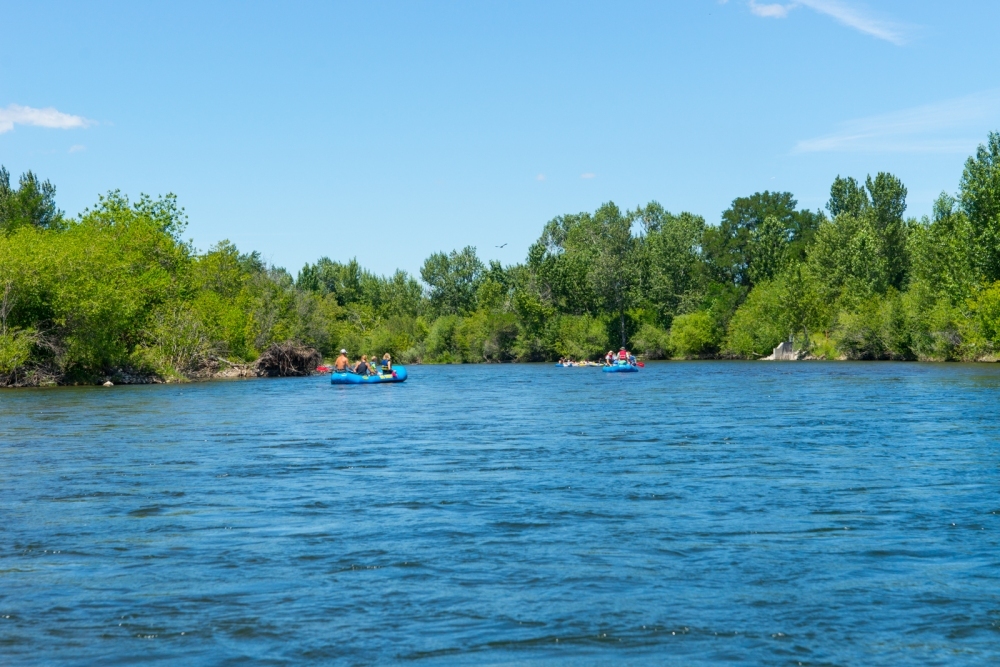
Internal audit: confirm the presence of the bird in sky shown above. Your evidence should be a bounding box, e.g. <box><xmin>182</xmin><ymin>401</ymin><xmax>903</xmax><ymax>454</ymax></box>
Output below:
<box><xmin>496</xmin><ymin>243</ymin><xmax>507</xmax><ymax>248</ymax></box>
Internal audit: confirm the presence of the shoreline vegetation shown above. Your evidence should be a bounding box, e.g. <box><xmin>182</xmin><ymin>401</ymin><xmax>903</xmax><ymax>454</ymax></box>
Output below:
<box><xmin>3</xmin><ymin>132</ymin><xmax>1000</xmax><ymax>386</ymax></box>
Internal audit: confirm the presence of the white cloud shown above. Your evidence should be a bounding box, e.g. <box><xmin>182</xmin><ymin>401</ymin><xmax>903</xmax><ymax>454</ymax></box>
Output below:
<box><xmin>68</xmin><ymin>144</ymin><xmax>86</xmax><ymax>153</ymax></box>
<box><xmin>794</xmin><ymin>90</ymin><xmax>1000</xmax><ymax>154</ymax></box>
<box><xmin>0</xmin><ymin>104</ymin><xmax>93</xmax><ymax>134</ymax></box>
<box><xmin>797</xmin><ymin>0</ymin><xmax>905</xmax><ymax>45</ymax></box>
<box><xmin>745</xmin><ymin>0</ymin><xmax>907</xmax><ymax>45</ymax></box>
<box><xmin>536</xmin><ymin>173</ymin><xmax>546</xmax><ymax>181</ymax></box>
<box><xmin>749</xmin><ymin>1</ymin><xmax>793</xmax><ymax>18</ymax></box>
<box><xmin>580</xmin><ymin>172</ymin><xmax>596</xmax><ymax>179</ymax></box>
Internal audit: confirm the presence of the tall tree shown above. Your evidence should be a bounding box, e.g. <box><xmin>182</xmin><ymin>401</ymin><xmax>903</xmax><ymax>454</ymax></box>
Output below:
<box><xmin>420</xmin><ymin>246</ymin><xmax>484</xmax><ymax>316</ymax></box>
<box><xmin>581</xmin><ymin>202</ymin><xmax>638</xmax><ymax>346</ymax></box>
<box><xmin>0</xmin><ymin>167</ymin><xmax>64</xmax><ymax>233</ymax></box>
<box><xmin>822</xmin><ymin>172</ymin><xmax>909</xmax><ymax>292</ymax></box>
<box><xmin>866</xmin><ymin>172</ymin><xmax>908</xmax><ymax>290</ymax></box>
<box><xmin>827</xmin><ymin>176</ymin><xmax>869</xmax><ymax>219</ymax></box>
<box><xmin>810</xmin><ymin>172</ymin><xmax>910</xmax><ymax>298</ymax></box>
<box><xmin>634</xmin><ymin>202</ymin><xmax>705</xmax><ymax>326</ymax></box>
<box><xmin>527</xmin><ymin>213</ymin><xmax>598</xmax><ymax>315</ymax></box>
<box><xmin>703</xmin><ymin>191</ymin><xmax>816</xmax><ymax>288</ymax></box>
<box><xmin>908</xmin><ymin>193</ymin><xmax>975</xmax><ymax>304</ymax></box>
<box><xmin>960</xmin><ymin>131</ymin><xmax>1000</xmax><ymax>281</ymax></box>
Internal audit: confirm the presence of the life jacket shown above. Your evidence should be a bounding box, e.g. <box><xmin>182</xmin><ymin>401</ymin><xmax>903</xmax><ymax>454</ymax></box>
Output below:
<box><xmin>618</xmin><ymin>350</ymin><xmax>628</xmax><ymax>360</ymax></box>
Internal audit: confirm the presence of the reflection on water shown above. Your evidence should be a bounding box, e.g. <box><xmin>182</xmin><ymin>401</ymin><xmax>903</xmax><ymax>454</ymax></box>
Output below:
<box><xmin>2</xmin><ymin>362</ymin><xmax>1000</xmax><ymax>665</ymax></box>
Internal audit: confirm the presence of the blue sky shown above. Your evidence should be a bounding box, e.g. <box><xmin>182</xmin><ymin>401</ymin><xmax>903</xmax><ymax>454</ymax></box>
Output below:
<box><xmin>2</xmin><ymin>1</ymin><xmax>999</xmax><ymax>277</ymax></box>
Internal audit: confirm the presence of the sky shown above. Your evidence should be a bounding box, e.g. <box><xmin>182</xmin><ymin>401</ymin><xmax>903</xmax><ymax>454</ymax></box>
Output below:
<box><xmin>2</xmin><ymin>0</ymin><xmax>999</xmax><ymax>277</ymax></box>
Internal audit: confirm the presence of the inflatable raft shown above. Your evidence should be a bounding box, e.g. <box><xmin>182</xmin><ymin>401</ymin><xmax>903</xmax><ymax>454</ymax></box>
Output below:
<box><xmin>602</xmin><ymin>363</ymin><xmax>638</xmax><ymax>373</ymax></box>
<box><xmin>330</xmin><ymin>366</ymin><xmax>408</xmax><ymax>384</ymax></box>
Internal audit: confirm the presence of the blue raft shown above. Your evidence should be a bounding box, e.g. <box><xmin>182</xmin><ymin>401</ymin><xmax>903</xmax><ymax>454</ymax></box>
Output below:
<box><xmin>330</xmin><ymin>365</ymin><xmax>408</xmax><ymax>384</ymax></box>
<box><xmin>602</xmin><ymin>363</ymin><xmax>638</xmax><ymax>373</ymax></box>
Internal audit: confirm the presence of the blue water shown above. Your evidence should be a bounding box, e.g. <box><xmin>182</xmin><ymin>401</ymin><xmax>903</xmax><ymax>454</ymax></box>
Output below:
<box><xmin>2</xmin><ymin>362</ymin><xmax>1000</xmax><ymax>665</ymax></box>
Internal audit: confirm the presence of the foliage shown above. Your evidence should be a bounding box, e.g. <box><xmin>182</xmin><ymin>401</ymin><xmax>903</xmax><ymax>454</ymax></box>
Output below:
<box><xmin>725</xmin><ymin>278</ymin><xmax>790</xmax><ymax>357</ymax></box>
<box><xmin>421</xmin><ymin>246</ymin><xmax>484</xmax><ymax>316</ymax></box>
<box><xmin>0</xmin><ymin>167</ymin><xmax>64</xmax><ymax>233</ymax></box>
<box><xmin>669</xmin><ymin>311</ymin><xmax>717</xmax><ymax>358</ymax></box>
<box><xmin>960</xmin><ymin>131</ymin><xmax>1000</xmax><ymax>282</ymax></box>
<box><xmin>7</xmin><ymin>134</ymin><xmax>1000</xmax><ymax>384</ymax></box>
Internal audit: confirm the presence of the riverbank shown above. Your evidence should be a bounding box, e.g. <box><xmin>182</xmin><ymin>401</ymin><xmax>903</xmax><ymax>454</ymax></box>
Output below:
<box><xmin>0</xmin><ymin>342</ymin><xmax>322</xmax><ymax>388</ymax></box>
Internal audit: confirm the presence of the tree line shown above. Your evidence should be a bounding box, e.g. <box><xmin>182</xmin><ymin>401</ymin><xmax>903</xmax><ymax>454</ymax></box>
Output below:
<box><xmin>2</xmin><ymin>132</ymin><xmax>1000</xmax><ymax>384</ymax></box>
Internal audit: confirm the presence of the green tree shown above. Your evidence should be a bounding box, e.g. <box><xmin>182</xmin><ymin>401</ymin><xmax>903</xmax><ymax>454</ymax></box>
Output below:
<box><xmin>0</xmin><ymin>167</ymin><xmax>65</xmax><ymax>233</ymax></box>
<box><xmin>811</xmin><ymin>172</ymin><xmax>910</xmax><ymax>299</ymax></box>
<box><xmin>703</xmin><ymin>191</ymin><xmax>818</xmax><ymax>288</ymax></box>
<box><xmin>421</xmin><ymin>246</ymin><xmax>485</xmax><ymax>316</ymax></box>
<box><xmin>527</xmin><ymin>213</ymin><xmax>599</xmax><ymax>315</ymax></box>
<box><xmin>960</xmin><ymin>131</ymin><xmax>1000</xmax><ymax>281</ymax></box>
<box><xmin>580</xmin><ymin>203</ymin><xmax>639</xmax><ymax>346</ymax></box>
<box><xmin>908</xmin><ymin>193</ymin><xmax>976</xmax><ymax>304</ymax></box>
<box><xmin>635</xmin><ymin>202</ymin><xmax>705</xmax><ymax>326</ymax></box>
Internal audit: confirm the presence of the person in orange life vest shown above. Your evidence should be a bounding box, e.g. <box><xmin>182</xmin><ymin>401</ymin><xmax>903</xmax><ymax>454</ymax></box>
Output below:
<box><xmin>617</xmin><ymin>347</ymin><xmax>629</xmax><ymax>362</ymax></box>
<box><xmin>605</xmin><ymin>350</ymin><xmax>614</xmax><ymax>365</ymax></box>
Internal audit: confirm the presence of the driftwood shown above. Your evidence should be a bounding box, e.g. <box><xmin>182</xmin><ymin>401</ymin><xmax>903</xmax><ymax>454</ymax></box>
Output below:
<box><xmin>254</xmin><ymin>343</ymin><xmax>322</xmax><ymax>377</ymax></box>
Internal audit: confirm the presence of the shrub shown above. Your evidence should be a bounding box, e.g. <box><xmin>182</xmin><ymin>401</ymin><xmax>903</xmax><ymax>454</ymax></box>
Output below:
<box><xmin>724</xmin><ymin>279</ymin><xmax>788</xmax><ymax>357</ymax></box>
<box><xmin>670</xmin><ymin>311</ymin><xmax>717</xmax><ymax>357</ymax></box>
<box><xmin>554</xmin><ymin>314</ymin><xmax>607</xmax><ymax>360</ymax></box>
<box><xmin>632</xmin><ymin>323</ymin><xmax>671</xmax><ymax>359</ymax></box>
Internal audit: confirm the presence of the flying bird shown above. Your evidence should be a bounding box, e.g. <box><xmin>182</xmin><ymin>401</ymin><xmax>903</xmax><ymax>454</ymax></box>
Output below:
<box><xmin>496</xmin><ymin>243</ymin><xmax>507</xmax><ymax>248</ymax></box>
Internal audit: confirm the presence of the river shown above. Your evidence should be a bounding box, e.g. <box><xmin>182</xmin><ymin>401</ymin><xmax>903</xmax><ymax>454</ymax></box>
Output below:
<box><xmin>2</xmin><ymin>362</ymin><xmax>999</xmax><ymax>665</ymax></box>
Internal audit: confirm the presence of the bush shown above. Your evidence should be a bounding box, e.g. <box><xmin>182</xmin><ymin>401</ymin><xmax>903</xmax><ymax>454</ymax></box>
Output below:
<box><xmin>833</xmin><ymin>292</ymin><xmax>913</xmax><ymax>360</ymax></box>
<box><xmin>902</xmin><ymin>281</ymin><xmax>965</xmax><ymax>361</ymax></box>
<box><xmin>632</xmin><ymin>323</ymin><xmax>671</xmax><ymax>359</ymax></box>
<box><xmin>0</xmin><ymin>329</ymin><xmax>33</xmax><ymax>377</ymax></box>
<box><xmin>424</xmin><ymin>314</ymin><xmax>465</xmax><ymax>362</ymax></box>
<box><xmin>724</xmin><ymin>279</ymin><xmax>788</xmax><ymax>357</ymax></box>
<box><xmin>670</xmin><ymin>311</ymin><xmax>717</xmax><ymax>357</ymax></box>
<box><xmin>554</xmin><ymin>314</ymin><xmax>607</xmax><ymax>360</ymax></box>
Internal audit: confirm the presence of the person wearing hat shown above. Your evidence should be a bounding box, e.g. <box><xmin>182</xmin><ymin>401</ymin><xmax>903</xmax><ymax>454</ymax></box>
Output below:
<box><xmin>334</xmin><ymin>349</ymin><xmax>350</xmax><ymax>372</ymax></box>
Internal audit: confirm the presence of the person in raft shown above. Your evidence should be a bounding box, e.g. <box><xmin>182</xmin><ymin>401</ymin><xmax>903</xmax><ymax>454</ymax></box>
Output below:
<box><xmin>354</xmin><ymin>354</ymin><xmax>372</xmax><ymax>376</ymax></box>
<box><xmin>617</xmin><ymin>347</ymin><xmax>631</xmax><ymax>364</ymax></box>
<box><xmin>381</xmin><ymin>353</ymin><xmax>392</xmax><ymax>374</ymax></box>
<box><xmin>334</xmin><ymin>349</ymin><xmax>350</xmax><ymax>372</ymax></box>
<box><xmin>605</xmin><ymin>350</ymin><xmax>614</xmax><ymax>366</ymax></box>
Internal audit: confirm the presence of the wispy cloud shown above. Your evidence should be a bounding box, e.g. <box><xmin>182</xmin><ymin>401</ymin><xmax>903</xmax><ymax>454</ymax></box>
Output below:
<box><xmin>797</xmin><ymin>0</ymin><xmax>905</xmax><ymax>45</ymax></box>
<box><xmin>794</xmin><ymin>90</ymin><xmax>1000</xmax><ymax>154</ymax></box>
<box><xmin>749</xmin><ymin>1</ymin><xmax>792</xmax><ymax>18</ymax></box>
<box><xmin>580</xmin><ymin>172</ymin><xmax>596</xmax><ymax>179</ymax></box>
<box><xmin>68</xmin><ymin>144</ymin><xmax>86</xmax><ymax>153</ymax></box>
<box><xmin>0</xmin><ymin>104</ymin><xmax>93</xmax><ymax>134</ymax></box>
<box><xmin>536</xmin><ymin>173</ymin><xmax>546</xmax><ymax>181</ymax></box>
<box><xmin>745</xmin><ymin>0</ymin><xmax>907</xmax><ymax>45</ymax></box>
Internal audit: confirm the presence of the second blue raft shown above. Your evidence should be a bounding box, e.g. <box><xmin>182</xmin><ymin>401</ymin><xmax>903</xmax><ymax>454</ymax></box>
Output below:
<box><xmin>331</xmin><ymin>365</ymin><xmax>408</xmax><ymax>384</ymax></box>
<box><xmin>602</xmin><ymin>363</ymin><xmax>638</xmax><ymax>373</ymax></box>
